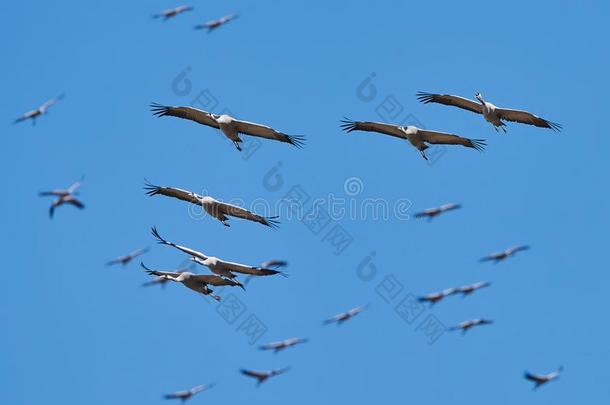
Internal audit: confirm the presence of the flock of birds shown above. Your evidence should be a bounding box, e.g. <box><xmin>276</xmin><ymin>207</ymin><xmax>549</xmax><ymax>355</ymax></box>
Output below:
<box><xmin>14</xmin><ymin>4</ymin><xmax>567</xmax><ymax>401</ymax></box>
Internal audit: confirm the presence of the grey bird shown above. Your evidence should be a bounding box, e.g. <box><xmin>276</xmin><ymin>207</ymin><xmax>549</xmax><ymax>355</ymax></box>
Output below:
<box><xmin>14</xmin><ymin>93</ymin><xmax>65</xmax><ymax>125</ymax></box>
<box><xmin>195</xmin><ymin>14</ymin><xmax>238</xmax><ymax>32</ymax></box>
<box><xmin>153</xmin><ymin>5</ymin><xmax>193</xmax><ymax>20</ymax></box>
<box><xmin>414</xmin><ymin>203</ymin><xmax>461</xmax><ymax>220</ymax></box>
<box><xmin>449</xmin><ymin>318</ymin><xmax>493</xmax><ymax>334</ymax></box>
<box><xmin>240</xmin><ymin>367</ymin><xmax>290</xmax><ymax>386</ymax></box>
<box><xmin>106</xmin><ymin>248</ymin><xmax>149</xmax><ymax>267</ymax></box>
<box><xmin>324</xmin><ymin>306</ymin><xmax>367</xmax><ymax>325</ymax></box>
<box><xmin>259</xmin><ymin>338</ymin><xmax>308</xmax><ymax>353</ymax></box>
<box><xmin>163</xmin><ymin>383</ymin><xmax>213</xmax><ymax>401</ymax></box>
<box><xmin>524</xmin><ymin>366</ymin><xmax>563</xmax><ymax>390</ymax></box>
<box><xmin>480</xmin><ymin>245</ymin><xmax>530</xmax><ymax>263</ymax></box>
<box><xmin>40</xmin><ymin>179</ymin><xmax>84</xmax><ymax>218</ymax></box>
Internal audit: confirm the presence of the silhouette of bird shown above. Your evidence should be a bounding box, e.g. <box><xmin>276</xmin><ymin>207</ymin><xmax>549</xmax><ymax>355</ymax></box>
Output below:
<box><xmin>39</xmin><ymin>179</ymin><xmax>84</xmax><ymax>218</ymax></box>
<box><xmin>153</xmin><ymin>5</ymin><xmax>193</xmax><ymax>20</ymax></box>
<box><xmin>240</xmin><ymin>367</ymin><xmax>290</xmax><ymax>386</ymax></box>
<box><xmin>414</xmin><ymin>203</ymin><xmax>461</xmax><ymax>220</ymax></box>
<box><xmin>524</xmin><ymin>366</ymin><xmax>563</xmax><ymax>390</ymax></box>
<box><xmin>14</xmin><ymin>93</ymin><xmax>65</xmax><ymax>125</ymax></box>
<box><xmin>324</xmin><ymin>306</ymin><xmax>366</xmax><ymax>325</ymax></box>
<box><xmin>449</xmin><ymin>318</ymin><xmax>493</xmax><ymax>334</ymax></box>
<box><xmin>163</xmin><ymin>383</ymin><xmax>213</xmax><ymax>401</ymax></box>
<box><xmin>195</xmin><ymin>14</ymin><xmax>238</xmax><ymax>32</ymax></box>
<box><xmin>106</xmin><ymin>248</ymin><xmax>149</xmax><ymax>267</ymax></box>
<box><xmin>259</xmin><ymin>338</ymin><xmax>308</xmax><ymax>353</ymax></box>
<box><xmin>480</xmin><ymin>245</ymin><xmax>530</xmax><ymax>263</ymax></box>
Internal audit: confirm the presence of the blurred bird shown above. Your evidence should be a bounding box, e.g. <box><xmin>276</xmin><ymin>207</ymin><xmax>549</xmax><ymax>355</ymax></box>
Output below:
<box><xmin>144</xmin><ymin>181</ymin><xmax>279</xmax><ymax>228</ymax></box>
<box><xmin>414</xmin><ymin>203</ymin><xmax>461</xmax><ymax>220</ymax></box>
<box><xmin>417</xmin><ymin>288</ymin><xmax>457</xmax><ymax>306</ymax></box>
<box><xmin>106</xmin><ymin>248</ymin><xmax>149</xmax><ymax>267</ymax></box>
<box><xmin>153</xmin><ymin>5</ymin><xmax>193</xmax><ymax>20</ymax></box>
<box><xmin>14</xmin><ymin>93</ymin><xmax>65</xmax><ymax>125</ymax></box>
<box><xmin>524</xmin><ymin>366</ymin><xmax>563</xmax><ymax>390</ymax></box>
<box><xmin>449</xmin><ymin>318</ymin><xmax>493</xmax><ymax>334</ymax></box>
<box><xmin>455</xmin><ymin>281</ymin><xmax>491</xmax><ymax>296</ymax></box>
<box><xmin>324</xmin><ymin>306</ymin><xmax>366</xmax><ymax>325</ymax></box>
<box><xmin>480</xmin><ymin>245</ymin><xmax>530</xmax><ymax>263</ymax></box>
<box><xmin>340</xmin><ymin>118</ymin><xmax>485</xmax><ymax>160</ymax></box>
<box><xmin>244</xmin><ymin>260</ymin><xmax>288</xmax><ymax>286</ymax></box>
<box><xmin>195</xmin><ymin>14</ymin><xmax>238</xmax><ymax>32</ymax></box>
<box><xmin>240</xmin><ymin>368</ymin><xmax>290</xmax><ymax>386</ymax></box>
<box><xmin>259</xmin><ymin>338</ymin><xmax>308</xmax><ymax>353</ymax></box>
<box><xmin>416</xmin><ymin>92</ymin><xmax>561</xmax><ymax>133</ymax></box>
<box><xmin>151</xmin><ymin>103</ymin><xmax>305</xmax><ymax>151</ymax></box>
<box><xmin>163</xmin><ymin>383</ymin><xmax>213</xmax><ymax>401</ymax></box>
<box><xmin>141</xmin><ymin>262</ymin><xmax>241</xmax><ymax>300</ymax></box>
<box><xmin>151</xmin><ymin>227</ymin><xmax>286</xmax><ymax>286</ymax></box>
<box><xmin>40</xmin><ymin>179</ymin><xmax>84</xmax><ymax>218</ymax></box>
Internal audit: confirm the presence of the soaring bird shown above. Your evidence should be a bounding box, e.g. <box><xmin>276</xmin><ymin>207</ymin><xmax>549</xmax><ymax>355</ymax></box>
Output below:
<box><xmin>416</xmin><ymin>92</ymin><xmax>561</xmax><ymax>133</ymax></box>
<box><xmin>324</xmin><ymin>306</ymin><xmax>366</xmax><ymax>325</ymax></box>
<box><xmin>150</xmin><ymin>103</ymin><xmax>305</xmax><ymax>151</ymax></box>
<box><xmin>195</xmin><ymin>14</ymin><xmax>238</xmax><ymax>32</ymax></box>
<box><xmin>524</xmin><ymin>366</ymin><xmax>563</xmax><ymax>390</ymax></box>
<box><xmin>240</xmin><ymin>368</ymin><xmax>290</xmax><ymax>386</ymax></box>
<box><xmin>340</xmin><ymin>119</ymin><xmax>485</xmax><ymax>160</ymax></box>
<box><xmin>259</xmin><ymin>338</ymin><xmax>308</xmax><ymax>353</ymax></box>
<box><xmin>417</xmin><ymin>288</ymin><xmax>457</xmax><ymax>306</ymax></box>
<box><xmin>480</xmin><ymin>245</ymin><xmax>530</xmax><ymax>263</ymax></box>
<box><xmin>153</xmin><ymin>5</ymin><xmax>193</xmax><ymax>20</ymax></box>
<box><xmin>414</xmin><ymin>203</ymin><xmax>461</xmax><ymax>220</ymax></box>
<box><xmin>144</xmin><ymin>181</ymin><xmax>279</xmax><ymax>228</ymax></box>
<box><xmin>455</xmin><ymin>281</ymin><xmax>491</xmax><ymax>297</ymax></box>
<box><xmin>40</xmin><ymin>180</ymin><xmax>84</xmax><ymax>218</ymax></box>
<box><xmin>14</xmin><ymin>93</ymin><xmax>65</xmax><ymax>125</ymax></box>
<box><xmin>106</xmin><ymin>248</ymin><xmax>149</xmax><ymax>267</ymax></box>
<box><xmin>163</xmin><ymin>383</ymin><xmax>213</xmax><ymax>401</ymax></box>
<box><xmin>151</xmin><ymin>227</ymin><xmax>286</xmax><ymax>286</ymax></box>
<box><xmin>449</xmin><ymin>318</ymin><xmax>493</xmax><ymax>334</ymax></box>
<box><xmin>141</xmin><ymin>262</ymin><xmax>241</xmax><ymax>300</ymax></box>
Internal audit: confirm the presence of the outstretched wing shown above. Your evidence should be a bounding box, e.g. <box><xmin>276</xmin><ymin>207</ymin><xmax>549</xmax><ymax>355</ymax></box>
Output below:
<box><xmin>416</xmin><ymin>92</ymin><xmax>482</xmax><ymax>114</ymax></box>
<box><xmin>507</xmin><ymin>245</ymin><xmax>530</xmax><ymax>255</ymax></box>
<box><xmin>218</xmin><ymin>259</ymin><xmax>285</xmax><ymax>276</ymax></box>
<box><xmin>241</xmin><ymin>369</ymin><xmax>266</xmax><ymax>378</ymax></box>
<box><xmin>340</xmin><ymin>118</ymin><xmax>405</xmax><ymax>139</ymax></box>
<box><xmin>144</xmin><ymin>181</ymin><xmax>203</xmax><ymax>206</ymax></box>
<box><xmin>150</xmin><ymin>103</ymin><xmax>219</xmax><ymax>128</ymax></box>
<box><xmin>418</xmin><ymin>129</ymin><xmax>486</xmax><ymax>151</ymax></box>
<box><xmin>496</xmin><ymin>107</ymin><xmax>561</xmax><ymax>131</ymax></box>
<box><xmin>150</xmin><ymin>226</ymin><xmax>209</xmax><ymax>260</ymax></box>
<box><xmin>216</xmin><ymin>201</ymin><xmax>279</xmax><ymax>228</ymax></box>
<box><xmin>140</xmin><ymin>262</ymin><xmax>183</xmax><ymax>279</ymax></box>
<box><xmin>232</xmin><ymin>119</ymin><xmax>305</xmax><ymax>148</ymax></box>
<box><xmin>64</xmin><ymin>197</ymin><xmax>85</xmax><ymax>209</ymax></box>
<box><xmin>191</xmin><ymin>274</ymin><xmax>240</xmax><ymax>286</ymax></box>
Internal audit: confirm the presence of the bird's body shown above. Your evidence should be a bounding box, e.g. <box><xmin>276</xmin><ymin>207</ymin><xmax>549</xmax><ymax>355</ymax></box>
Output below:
<box><xmin>150</xmin><ymin>104</ymin><xmax>305</xmax><ymax>151</ymax></box>
<box><xmin>324</xmin><ymin>306</ymin><xmax>366</xmax><ymax>325</ymax></box>
<box><xmin>240</xmin><ymin>367</ymin><xmax>290</xmax><ymax>386</ymax></box>
<box><xmin>14</xmin><ymin>94</ymin><xmax>64</xmax><ymax>125</ymax></box>
<box><xmin>415</xmin><ymin>203</ymin><xmax>461</xmax><ymax>220</ymax></box>
<box><xmin>340</xmin><ymin>119</ymin><xmax>484</xmax><ymax>160</ymax></box>
<box><xmin>524</xmin><ymin>366</ymin><xmax>563</xmax><ymax>389</ymax></box>
<box><xmin>449</xmin><ymin>318</ymin><xmax>493</xmax><ymax>334</ymax></box>
<box><xmin>107</xmin><ymin>248</ymin><xmax>149</xmax><ymax>267</ymax></box>
<box><xmin>481</xmin><ymin>245</ymin><xmax>530</xmax><ymax>263</ymax></box>
<box><xmin>195</xmin><ymin>14</ymin><xmax>238</xmax><ymax>32</ymax></box>
<box><xmin>40</xmin><ymin>180</ymin><xmax>84</xmax><ymax>218</ymax></box>
<box><xmin>260</xmin><ymin>337</ymin><xmax>308</xmax><ymax>353</ymax></box>
<box><xmin>153</xmin><ymin>5</ymin><xmax>193</xmax><ymax>20</ymax></box>
<box><xmin>144</xmin><ymin>182</ymin><xmax>279</xmax><ymax>228</ymax></box>
<box><xmin>455</xmin><ymin>281</ymin><xmax>491</xmax><ymax>296</ymax></box>
<box><xmin>163</xmin><ymin>383</ymin><xmax>213</xmax><ymax>401</ymax></box>
<box><xmin>417</xmin><ymin>92</ymin><xmax>561</xmax><ymax>133</ymax></box>
<box><xmin>418</xmin><ymin>288</ymin><xmax>457</xmax><ymax>305</ymax></box>
<box><xmin>141</xmin><ymin>262</ymin><xmax>240</xmax><ymax>300</ymax></box>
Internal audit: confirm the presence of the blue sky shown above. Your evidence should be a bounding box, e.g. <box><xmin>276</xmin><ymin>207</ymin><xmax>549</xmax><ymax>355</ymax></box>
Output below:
<box><xmin>1</xmin><ymin>0</ymin><xmax>609</xmax><ymax>403</ymax></box>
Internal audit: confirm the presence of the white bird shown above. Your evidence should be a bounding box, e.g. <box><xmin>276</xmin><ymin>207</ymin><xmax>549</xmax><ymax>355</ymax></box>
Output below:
<box><xmin>259</xmin><ymin>338</ymin><xmax>308</xmax><ymax>353</ymax></box>
<box><xmin>414</xmin><ymin>203</ymin><xmax>461</xmax><ymax>220</ymax></box>
<box><xmin>39</xmin><ymin>180</ymin><xmax>84</xmax><ymax>218</ymax></box>
<box><xmin>14</xmin><ymin>93</ymin><xmax>65</xmax><ymax>125</ymax></box>
<box><xmin>163</xmin><ymin>383</ymin><xmax>213</xmax><ymax>401</ymax></box>
<box><xmin>480</xmin><ymin>245</ymin><xmax>530</xmax><ymax>263</ymax></box>
<box><xmin>340</xmin><ymin>118</ymin><xmax>485</xmax><ymax>160</ymax></box>
<box><xmin>144</xmin><ymin>181</ymin><xmax>279</xmax><ymax>228</ymax></box>
<box><xmin>240</xmin><ymin>367</ymin><xmax>290</xmax><ymax>386</ymax></box>
<box><xmin>151</xmin><ymin>103</ymin><xmax>305</xmax><ymax>151</ymax></box>
<box><xmin>524</xmin><ymin>366</ymin><xmax>563</xmax><ymax>390</ymax></box>
<box><xmin>153</xmin><ymin>5</ymin><xmax>193</xmax><ymax>20</ymax></box>
<box><xmin>324</xmin><ymin>305</ymin><xmax>366</xmax><ymax>325</ymax></box>
<box><xmin>106</xmin><ymin>248</ymin><xmax>149</xmax><ymax>267</ymax></box>
<box><xmin>417</xmin><ymin>92</ymin><xmax>561</xmax><ymax>133</ymax></box>
<box><xmin>449</xmin><ymin>318</ymin><xmax>493</xmax><ymax>334</ymax></box>
<box><xmin>151</xmin><ymin>227</ymin><xmax>286</xmax><ymax>286</ymax></box>
<box><xmin>195</xmin><ymin>14</ymin><xmax>238</xmax><ymax>32</ymax></box>
<box><xmin>141</xmin><ymin>262</ymin><xmax>241</xmax><ymax>300</ymax></box>
<box><xmin>417</xmin><ymin>288</ymin><xmax>457</xmax><ymax>305</ymax></box>
<box><xmin>455</xmin><ymin>281</ymin><xmax>491</xmax><ymax>297</ymax></box>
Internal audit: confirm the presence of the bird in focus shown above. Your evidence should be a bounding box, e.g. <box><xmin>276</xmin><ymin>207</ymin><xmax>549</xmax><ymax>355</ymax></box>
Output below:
<box><xmin>240</xmin><ymin>367</ymin><xmax>290</xmax><ymax>386</ymax></box>
<box><xmin>449</xmin><ymin>318</ymin><xmax>493</xmax><ymax>334</ymax></box>
<box><xmin>480</xmin><ymin>245</ymin><xmax>530</xmax><ymax>263</ymax></box>
<box><xmin>163</xmin><ymin>383</ymin><xmax>213</xmax><ymax>401</ymax></box>
<box><xmin>416</xmin><ymin>92</ymin><xmax>561</xmax><ymax>133</ymax></box>
<box><xmin>150</xmin><ymin>103</ymin><xmax>305</xmax><ymax>151</ymax></box>
<box><xmin>524</xmin><ymin>366</ymin><xmax>563</xmax><ymax>390</ymax></box>
<box><xmin>414</xmin><ymin>203</ymin><xmax>461</xmax><ymax>220</ymax></box>
<box><xmin>39</xmin><ymin>179</ymin><xmax>84</xmax><ymax>218</ymax></box>
<box><xmin>259</xmin><ymin>337</ymin><xmax>308</xmax><ymax>353</ymax></box>
<box><xmin>324</xmin><ymin>306</ymin><xmax>367</xmax><ymax>325</ymax></box>
<box><xmin>340</xmin><ymin>118</ymin><xmax>485</xmax><ymax>160</ymax></box>
<box><xmin>14</xmin><ymin>93</ymin><xmax>65</xmax><ymax>125</ymax></box>
<box><xmin>144</xmin><ymin>181</ymin><xmax>279</xmax><ymax>228</ymax></box>
<box><xmin>106</xmin><ymin>248</ymin><xmax>149</xmax><ymax>267</ymax></box>
<box><xmin>153</xmin><ymin>5</ymin><xmax>193</xmax><ymax>20</ymax></box>
<box><xmin>195</xmin><ymin>14</ymin><xmax>238</xmax><ymax>32</ymax></box>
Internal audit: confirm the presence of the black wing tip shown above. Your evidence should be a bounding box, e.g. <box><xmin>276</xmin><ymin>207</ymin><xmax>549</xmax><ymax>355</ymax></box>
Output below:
<box><xmin>547</xmin><ymin>121</ymin><xmax>562</xmax><ymax>132</ymax></box>
<box><xmin>415</xmin><ymin>92</ymin><xmax>435</xmax><ymax>104</ymax></box>
<box><xmin>264</xmin><ymin>216</ymin><xmax>280</xmax><ymax>228</ymax></box>
<box><xmin>150</xmin><ymin>226</ymin><xmax>166</xmax><ymax>244</ymax></box>
<box><xmin>150</xmin><ymin>102</ymin><xmax>171</xmax><ymax>117</ymax></box>
<box><xmin>470</xmin><ymin>139</ymin><xmax>486</xmax><ymax>152</ymax></box>
<box><xmin>286</xmin><ymin>134</ymin><xmax>305</xmax><ymax>148</ymax></box>
<box><xmin>143</xmin><ymin>179</ymin><xmax>160</xmax><ymax>196</ymax></box>
<box><xmin>340</xmin><ymin>117</ymin><xmax>358</xmax><ymax>133</ymax></box>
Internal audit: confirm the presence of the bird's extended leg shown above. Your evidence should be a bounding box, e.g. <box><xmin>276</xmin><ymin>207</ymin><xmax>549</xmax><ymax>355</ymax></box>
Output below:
<box><xmin>233</xmin><ymin>140</ymin><xmax>242</xmax><ymax>151</ymax></box>
<box><xmin>420</xmin><ymin>150</ymin><xmax>428</xmax><ymax>160</ymax></box>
